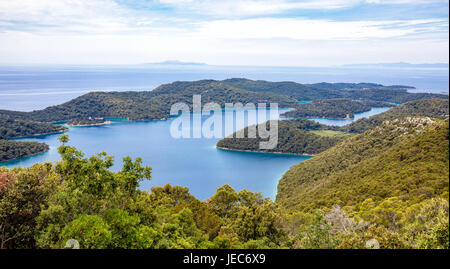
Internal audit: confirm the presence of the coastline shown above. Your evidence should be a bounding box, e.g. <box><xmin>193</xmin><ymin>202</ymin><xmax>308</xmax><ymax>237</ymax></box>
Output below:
<box><xmin>7</xmin><ymin>129</ymin><xmax>67</xmax><ymax>140</ymax></box>
<box><xmin>216</xmin><ymin>146</ymin><xmax>314</xmax><ymax>157</ymax></box>
<box><xmin>66</xmin><ymin>120</ymin><xmax>112</xmax><ymax>127</ymax></box>
<box><xmin>0</xmin><ymin>148</ymin><xmax>50</xmax><ymax>164</ymax></box>
<box><xmin>280</xmin><ymin>114</ymin><xmax>353</xmax><ymax>120</ymax></box>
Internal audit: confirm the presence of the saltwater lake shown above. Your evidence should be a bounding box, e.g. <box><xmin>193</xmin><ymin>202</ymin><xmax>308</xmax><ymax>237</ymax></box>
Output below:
<box><xmin>0</xmin><ymin>64</ymin><xmax>446</xmax><ymax>200</ymax></box>
<box><xmin>1</xmin><ymin>107</ymin><xmax>390</xmax><ymax>200</ymax></box>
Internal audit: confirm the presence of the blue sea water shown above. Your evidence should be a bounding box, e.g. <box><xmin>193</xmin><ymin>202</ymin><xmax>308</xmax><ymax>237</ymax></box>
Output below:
<box><xmin>307</xmin><ymin>107</ymin><xmax>391</xmax><ymax>126</ymax></box>
<box><xmin>2</xmin><ymin>108</ymin><xmax>310</xmax><ymax>200</ymax></box>
<box><xmin>0</xmin><ymin>64</ymin><xmax>447</xmax><ymax>200</ymax></box>
<box><xmin>0</xmin><ymin>107</ymin><xmax>390</xmax><ymax>200</ymax></box>
<box><xmin>0</xmin><ymin>64</ymin><xmax>448</xmax><ymax>111</ymax></box>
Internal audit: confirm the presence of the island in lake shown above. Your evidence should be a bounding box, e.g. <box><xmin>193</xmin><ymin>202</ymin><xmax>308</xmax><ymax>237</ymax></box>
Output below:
<box><xmin>66</xmin><ymin>117</ymin><xmax>112</xmax><ymax>127</ymax></box>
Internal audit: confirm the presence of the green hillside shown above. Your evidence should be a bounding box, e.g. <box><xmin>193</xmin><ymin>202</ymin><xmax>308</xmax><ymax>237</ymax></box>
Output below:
<box><xmin>0</xmin><ymin>79</ymin><xmax>447</xmax><ymax>123</ymax></box>
<box><xmin>341</xmin><ymin>98</ymin><xmax>449</xmax><ymax>133</ymax></box>
<box><xmin>217</xmin><ymin>119</ymin><xmax>348</xmax><ymax>155</ymax></box>
<box><xmin>277</xmin><ymin>117</ymin><xmax>449</xmax><ymax>214</ymax></box>
<box><xmin>225</xmin><ymin>79</ymin><xmax>446</xmax><ymax>103</ymax></box>
<box><xmin>0</xmin><ymin>115</ymin><xmax>67</xmax><ymax>140</ymax></box>
<box><xmin>0</xmin><ymin>140</ymin><xmax>49</xmax><ymax>163</ymax></box>
<box><xmin>0</xmin><ymin>80</ymin><xmax>298</xmax><ymax>122</ymax></box>
<box><xmin>281</xmin><ymin>98</ymin><xmax>393</xmax><ymax>119</ymax></box>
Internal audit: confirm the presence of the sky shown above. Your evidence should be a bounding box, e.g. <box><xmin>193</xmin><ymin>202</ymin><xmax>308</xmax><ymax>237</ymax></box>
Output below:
<box><xmin>0</xmin><ymin>0</ymin><xmax>448</xmax><ymax>66</ymax></box>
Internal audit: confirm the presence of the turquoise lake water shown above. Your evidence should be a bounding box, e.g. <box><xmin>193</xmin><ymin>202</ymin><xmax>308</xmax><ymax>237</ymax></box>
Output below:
<box><xmin>1</xmin><ymin>64</ymin><xmax>435</xmax><ymax>199</ymax></box>
<box><xmin>1</xmin><ymin>107</ymin><xmax>390</xmax><ymax>200</ymax></box>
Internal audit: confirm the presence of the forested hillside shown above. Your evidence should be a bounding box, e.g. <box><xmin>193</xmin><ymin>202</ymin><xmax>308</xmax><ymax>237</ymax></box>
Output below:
<box><xmin>217</xmin><ymin>119</ymin><xmax>348</xmax><ymax>155</ymax></box>
<box><xmin>217</xmin><ymin>99</ymin><xmax>449</xmax><ymax>155</ymax></box>
<box><xmin>276</xmin><ymin>117</ymin><xmax>449</xmax><ymax>247</ymax></box>
<box><xmin>225</xmin><ymin>78</ymin><xmax>445</xmax><ymax>103</ymax></box>
<box><xmin>0</xmin><ymin>140</ymin><xmax>49</xmax><ymax>163</ymax></box>
<box><xmin>341</xmin><ymin>99</ymin><xmax>449</xmax><ymax>133</ymax></box>
<box><xmin>0</xmin><ymin>79</ymin><xmax>447</xmax><ymax>123</ymax></box>
<box><xmin>0</xmin><ymin>115</ymin><xmax>66</xmax><ymax>140</ymax></box>
<box><xmin>281</xmin><ymin>98</ymin><xmax>393</xmax><ymax>119</ymax></box>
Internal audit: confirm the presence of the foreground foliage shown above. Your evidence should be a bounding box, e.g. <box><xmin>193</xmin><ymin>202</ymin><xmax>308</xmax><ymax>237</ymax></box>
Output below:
<box><xmin>1</xmin><ymin>124</ymin><xmax>448</xmax><ymax>249</ymax></box>
<box><xmin>277</xmin><ymin>117</ymin><xmax>449</xmax><ymax>248</ymax></box>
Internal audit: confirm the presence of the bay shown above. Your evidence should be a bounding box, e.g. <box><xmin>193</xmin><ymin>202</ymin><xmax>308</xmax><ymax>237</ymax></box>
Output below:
<box><xmin>2</xmin><ymin>108</ymin><xmax>310</xmax><ymax>200</ymax></box>
<box><xmin>1</xmin><ymin>106</ymin><xmax>392</xmax><ymax>200</ymax></box>
<box><xmin>1</xmin><ymin>63</ymin><xmax>443</xmax><ymax>199</ymax></box>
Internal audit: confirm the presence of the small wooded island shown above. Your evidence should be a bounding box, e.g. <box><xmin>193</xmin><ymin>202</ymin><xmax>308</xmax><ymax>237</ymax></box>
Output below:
<box><xmin>0</xmin><ymin>140</ymin><xmax>49</xmax><ymax>163</ymax></box>
<box><xmin>281</xmin><ymin>98</ymin><xmax>395</xmax><ymax>119</ymax></box>
<box><xmin>66</xmin><ymin>117</ymin><xmax>111</xmax><ymax>127</ymax></box>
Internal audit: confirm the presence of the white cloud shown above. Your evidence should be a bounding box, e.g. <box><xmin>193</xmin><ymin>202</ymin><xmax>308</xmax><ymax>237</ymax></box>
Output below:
<box><xmin>193</xmin><ymin>18</ymin><xmax>447</xmax><ymax>41</ymax></box>
<box><xmin>0</xmin><ymin>0</ymin><xmax>447</xmax><ymax>65</ymax></box>
<box><xmin>157</xmin><ymin>0</ymin><xmax>448</xmax><ymax>17</ymax></box>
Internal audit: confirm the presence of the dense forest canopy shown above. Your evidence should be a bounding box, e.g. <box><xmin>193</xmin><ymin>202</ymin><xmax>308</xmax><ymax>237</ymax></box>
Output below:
<box><xmin>339</xmin><ymin>98</ymin><xmax>449</xmax><ymax>133</ymax></box>
<box><xmin>0</xmin><ymin>115</ymin><xmax>66</xmax><ymax>140</ymax></box>
<box><xmin>0</xmin><ymin>79</ymin><xmax>448</xmax><ymax>249</ymax></box>
<box><xmin>217</xmin><ymin>119</ymin><xmax>348</xmax><ymax>155</ymax></box>
<box><xmin>276</xmin><ymin>117</ymin><xmax>448</xmax><ymax>248</ymax></box>
<box><xmin>281</xmin><ymin>98</ymin><xmax>394</xmax><ymax>119</ymax></box>
<box><xmin>66</xmin><ymin>117</ymin><xmax>107</xmax><ymax>126</ymax></box>
<box><xmin>0</xmin><ymin>79</ymin><xmax>446</xmax><ymax>123</ymax></box>
<box><xmin>0</xmin><ymin>115</ymin><xmax>65</xmax><ymax>162</ymax></box>
<box><xmin>0</xmin><ymin>140</ymin><xmax>49</xmax><ymax>163</ymax></box>
<box><xmin>1</xmin><ymin>128</ymin><xmax>448</xmax><ymax>249</ymax></box>
<box><xmin>217</xmin><ymin>99</ymin><xmax>448</xmax><ymax>155</ymax></box>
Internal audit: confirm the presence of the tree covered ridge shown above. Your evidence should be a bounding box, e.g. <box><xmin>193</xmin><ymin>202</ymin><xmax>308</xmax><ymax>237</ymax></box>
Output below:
<box><xmin>281</xmin><ymin>98</ymin><xmax>394</xmax><ymax>119</ymax></box>
<box><xmin>275</xmin><ymin>117</ymin><xmax>448</xmax><ymax>248</ymax></box>
<box><xmin>0</xmin><ymin>79</ymin><xmax>446</xmax><ymax>123</ymax></box>
<box><xmin>340</xmin><ymin>98</ymin><xmax>449</xmax><ymax>133</ymax></box>
<box><xmin>0</xmin><ymin>115</ymin><xmax>67</xmax><ymax>140</ymax></box>
<box><xmin>0</xmin><ymin>140</ymin><xmax>49</xmax><ymax>163</ymax></box>
<box><xmin>216</xmin><ymin>99</ymin><xmax>448</xmax><ymax>156</ymax></box>
<box><xmin>217</xmin><ymin>119</ymin><xmax>348</xmax><ymax>155</ymax></box>
<box><xmin>1</xmin><ymin>129</ymin><xmax>448</xmax><ymax>249</ymax></box>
